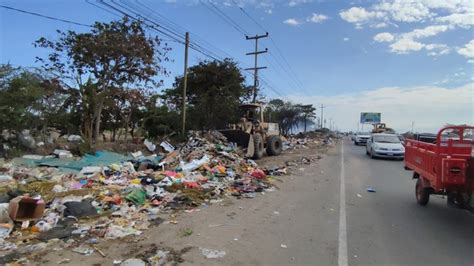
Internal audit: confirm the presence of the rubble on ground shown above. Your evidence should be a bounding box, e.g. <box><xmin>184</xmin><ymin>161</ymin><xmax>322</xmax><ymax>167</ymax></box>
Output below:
<box><xmin>0</xmin><ymin>130</ymin><xmax>332</xmax><ymax>263</ymax></box>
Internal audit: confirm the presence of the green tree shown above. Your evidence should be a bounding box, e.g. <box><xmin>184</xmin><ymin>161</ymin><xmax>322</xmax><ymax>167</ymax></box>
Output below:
<box><xmin>164</xmin><ymin>59</ymin><xmax>250</xmax><ymax>130</ymax></box>
<box><xmin>0</xmin><ymin>65</ymin><xmax>79</xmax><ymax>142</ymax></box>
<box><xmin>35</xmin><ymin>17</ymin><xmax>170</xmax><ymax>144</ymax></box>
<box><xmin>142</xmin><ymin>95</ymin><xmax>180</xmax><ymax>138</ymax></box>
<box><xmin>298</xmin><ymin>104</ymin><xmax>317</xmax><ymax>132</ymax></box>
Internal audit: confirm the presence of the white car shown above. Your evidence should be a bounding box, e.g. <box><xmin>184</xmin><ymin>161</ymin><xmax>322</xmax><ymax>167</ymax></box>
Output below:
<box><xmin>354</xmin><ymin>132</ymin><xmax>371</xmax><ymax>145</ymax></box>
<box><xmin>366</xmin><ymin>133</ymin><xmax>405</xmax><ymax>160</ymax></box>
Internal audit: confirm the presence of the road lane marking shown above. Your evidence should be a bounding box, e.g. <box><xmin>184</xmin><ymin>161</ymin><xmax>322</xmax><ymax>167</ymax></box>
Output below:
<box><xmin>338</xmin><ymin>141</ymin><xmax>348</xmax><ymax>266</ymax></box>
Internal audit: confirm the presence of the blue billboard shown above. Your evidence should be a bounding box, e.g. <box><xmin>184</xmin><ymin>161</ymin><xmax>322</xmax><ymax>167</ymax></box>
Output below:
<box><xmin>360</xmin><ymin>112</ymin><xmax>381</xmax><ymax>124</ymax></box>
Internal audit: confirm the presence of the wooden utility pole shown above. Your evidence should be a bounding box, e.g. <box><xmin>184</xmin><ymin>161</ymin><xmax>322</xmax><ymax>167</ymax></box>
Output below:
<box><xmin>181</xmin><ymin>32</ymin><xmax>189</xmax><ymax>136</ymax></box>
<box><xmin>245</xmin><ymin>32</ymin><xmax>268</xmax><ymax>102</ymax></box>
<box><xmin>320</xmin><ymin>104</ymin><xmax>326</xmax><ymax>129</ymax></box>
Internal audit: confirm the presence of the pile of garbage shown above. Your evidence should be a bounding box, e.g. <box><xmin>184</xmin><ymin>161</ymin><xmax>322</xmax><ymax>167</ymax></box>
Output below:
<box><xmin>0</xmin><ymin>130</ymin><xmax>282</xmax><ymax>258</ymax></box>
<box><xmin>283</xmin><ymin>134</ymin><xmax>334</xmax><ymax>151</ymax></box>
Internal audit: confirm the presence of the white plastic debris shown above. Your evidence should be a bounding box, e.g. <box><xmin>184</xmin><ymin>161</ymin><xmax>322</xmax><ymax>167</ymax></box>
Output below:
<box><xmin>200</xmin><ymin>248</ymin><xmax>226</xmax><ymax>259</ymax></box>
<box><xmin>160</xmin><ymin>141</ymin><xmax>175</xmax><ymax>153</ymax></box>
<box><xmin>0</xmin><ymin>203</ymin><xmax>13</xmax><ymax>238</ymax></box>
<box><xmin>53</xmin><ymin>149</ymin><xmax>73</xmax><ymax>159</ymax></box>
<box><xmin>131</xmin><ymin>151</ymin><xmax>144</xmax><ymax>159</ymax></box>
<box><xmin>0</xmin><ymin>175</ymin><xmax>13</xmax><ymax>182</ymax></box>
<box><xmin>180</xmin><ymin>155</ymin><xmax>210</xmax><ymax>174</ymax></box>
<box><xmin>144</xmin><ymin>139</ymin><xmax>156</xmax><ymax>152</ymax></box>
<box><xmin>67</xmin><ymin>135</ymin><xmax>83</xmax><ymax>142</ymax></box>
<box><xmin>22</xmin><ymin>154</ymin><xmax>44</xmax><ymax>160</ymax></box>
<box><xmin>280</xmin><ymin>244</ymin><xmax>288</xmax><ymax>248</ymax></box>
<box><xmin>121</xmin><ymin>258</ymin><xmax>146</xmax><ymax>266</ymax></box>
<box><xmin>79</xmin><ymin>166</ymin><xmax>102</xmax><ymax>177</ymax></box>
<box><xmin>72</xmin><ymin>245</ymin><xmax>94</xmax><ymax>255</ymax></box>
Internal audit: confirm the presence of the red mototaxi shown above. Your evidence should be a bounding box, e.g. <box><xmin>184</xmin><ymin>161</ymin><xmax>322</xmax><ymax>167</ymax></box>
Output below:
<box><xmin>404</xmin><ymin>126</ymin><xmax>474</xmax><ymax>207</ymax></box>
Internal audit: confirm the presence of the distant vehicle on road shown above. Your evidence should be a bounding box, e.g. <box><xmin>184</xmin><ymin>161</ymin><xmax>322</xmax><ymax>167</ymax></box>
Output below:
<box><xmin>404</xmin><ymin>126</ymin><xmax>474</xmax><ymax>208</ymax></box>
<box><xmin>366</xmin><ymin>133</ymin><xmax>405</xmax><ymax>159</ymax></box>
<box><xmin>353</xmin><ymin>132</ymin><xmax>371</xmax><ymax>145</ymax></box>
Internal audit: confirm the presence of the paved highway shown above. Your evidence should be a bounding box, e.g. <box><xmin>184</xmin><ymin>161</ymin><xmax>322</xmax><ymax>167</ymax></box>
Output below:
<box><xmin>343</xmin><ymin>138</ymin><xmax>474</xmax><ymax>265</ymax></box>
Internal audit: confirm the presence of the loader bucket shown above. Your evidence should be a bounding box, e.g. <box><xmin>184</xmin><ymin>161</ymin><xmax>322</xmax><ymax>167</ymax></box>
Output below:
<box><xmin>219</xmin><ymin>129</ymin><xmax>254</xmax><ymax>158</ymax></box>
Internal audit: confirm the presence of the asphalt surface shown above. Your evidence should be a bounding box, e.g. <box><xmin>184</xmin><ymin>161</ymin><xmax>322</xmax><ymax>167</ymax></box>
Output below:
<box><xmin>343</xmin><ymin>138</ymin><xmax>474</xmax><ymax>266</ymax></box>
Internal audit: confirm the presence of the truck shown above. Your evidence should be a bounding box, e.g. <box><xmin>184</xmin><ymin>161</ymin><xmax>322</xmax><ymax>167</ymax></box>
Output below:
<box><xmin>219</xmin><ymin>103</ymin><xmax>283</xmax><ymax>159</ymax></box>
<box><xmin>404</xmin><ymin>126</ymin><xmax>474</xmax><ymax>209</ymax></box>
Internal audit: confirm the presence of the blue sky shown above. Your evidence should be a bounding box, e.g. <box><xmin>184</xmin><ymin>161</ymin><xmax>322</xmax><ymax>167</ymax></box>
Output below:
<box><xmin>0</xmin><ymin>0</ymin><xmax>473</xmax><ymax>132</ymax></box>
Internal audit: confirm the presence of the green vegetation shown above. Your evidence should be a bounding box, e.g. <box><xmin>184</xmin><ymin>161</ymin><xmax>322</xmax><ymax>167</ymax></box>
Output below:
<box><xmin>0</xmin><ymin>17</ymin><xmax>317</xmax><ymax>154</ymax></box>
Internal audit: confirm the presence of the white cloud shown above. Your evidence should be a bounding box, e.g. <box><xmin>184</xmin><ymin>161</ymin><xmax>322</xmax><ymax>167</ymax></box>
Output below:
<box><xmin>287</xmin><ymin>83</ymin><xmax>474</xmax><ymax>133</ymax></box>
<box><xmin>402</xmin><ymin>25</ymin><xmax>449</xmax><ymax>39</ymax></box>
<box><xmin>374</xmin><ymin>25</ymin><xmax>452</xmax><ymax>55</ymax></box>
<box><xmin>283</xmin><ymin>18</ymin><xmax>301</xmax><ymax>26</ymax></box>
<box><xmin>373</xmin><ymin>32</ymin><xmax>395</xmax><ymax>42</ymax></box>
<box><xmin>307</xmin><ymin>13</ymin><xmax>329</xmax><ymax>23</ymax></box>
<box><xmin>425</xmin><ymin>43</ymin><xmax>447</xmax><ymax>51</ymax></box>
<box><xmin>457</xmin><ymin>40</ymin><xmax>474</xmax><ymax>58</ymax></box>
<box><xmin>343</xmin><ymin>37</ymin><xmax>350</xmax><ymax>42</ymax></box>
<box><xmin>340</xmin><ymin>1</ymin><xmax>473</xmax><ymax>31</ymax></box>
<box><xmin>436</xmin><ymin>13</ymin><xmax>474</xmax><ymax>29</ymax></box>
<box><xmin>339</xmin><ymin>7</ymin><xmax>384</xmax><ymax>27</ymax></box>
<box><xmin>390</xmin><ymin>38</ymin><xmax>425</xmax><ymax>53</ymax></box>
<box><xmin>373</xmin><ymin>0</ymin><xmax>433</xmax><ymax>22</ymax></box>
<box><xmin>372</xmin><ymin>22</ymin><xmax>388</xmax><ymax>28</ymax></box>
<box><xmin>288</xmin><ymin>0</ymin><xmax>312</xmax><ymax>7</ymax></box>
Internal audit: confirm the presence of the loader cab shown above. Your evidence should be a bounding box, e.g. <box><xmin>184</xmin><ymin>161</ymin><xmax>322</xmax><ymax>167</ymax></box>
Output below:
<box><xmin>240</xmin><ymin>103</ymin><xmax>264</xmax><ymax>125</ymax></box>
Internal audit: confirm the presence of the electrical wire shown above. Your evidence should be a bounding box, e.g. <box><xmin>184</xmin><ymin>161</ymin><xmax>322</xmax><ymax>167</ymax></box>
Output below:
<box><xmin>0</xmin><ymin>5</ymin><xmax>92</xmax><ymax>27</ymax></box>
<box><xmin>230</xmin><ymin>0</ymin><xmax>308</xmax><ymax>94</ymax></box>
<box><xmin>199</xmin><ymin>0</ymin><xmax>248</xmax><ymax>36</ymax></box>
<box><xmin>92</xmin><ymin>0</ymin><xmax>287</xmax><ymax>97</ymax></box>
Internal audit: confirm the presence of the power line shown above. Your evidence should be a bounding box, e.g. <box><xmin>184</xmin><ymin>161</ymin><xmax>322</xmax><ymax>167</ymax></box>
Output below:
<box><xmin>117</xmin><ymin>1</ymin><xmax>285</xmax><ymax>97</ymax></box>
<box><xmin>91</xmin><ymin>0</ymin><xmax>286</xmax><ymax>97</ymax></box>
<box><xmin>0</xmin><ymin>5</ymin><xmax>92</xmax><ymax>27</ymax></box>
<box><xmin>113</xmin><ymin>0</ymin><xmax>226</xmax><ymax>62</ymax></box>
<box><xmin>230</xmin><ymin>1</ymin><xmax>308</xmax><ymax>94</ymax></box>
<box><xmin>86</xmin><ymin>0</ymin><xmax>122</xmax><ymax>17</ymax></box>
<box><xmin>200</xmin><ymin>0</ymin><xmax>248</xmax><ymax>36</ymax></box>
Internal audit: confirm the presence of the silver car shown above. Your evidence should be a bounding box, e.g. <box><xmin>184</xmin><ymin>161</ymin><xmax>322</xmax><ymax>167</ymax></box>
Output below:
<box><xmin>366</xmin><ymin>133</ymin><xmax>405</xmax><ymax>160</ymax></box>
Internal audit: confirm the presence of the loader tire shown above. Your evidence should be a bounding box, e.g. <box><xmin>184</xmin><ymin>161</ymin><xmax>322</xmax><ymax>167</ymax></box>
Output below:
<box><xmin>266</xmin><ymin>136</ymin><xmax>282</xmax><ymax>156</ymax></box>
<box><xmin>415</xmin><ymin>178</ymin><xmax>430</xmax><ymax>206</ymax></box>
<box><xmin>253</xmin><ymin>133</ymin><xmax>264</xmax><ymax>159</ymax></box>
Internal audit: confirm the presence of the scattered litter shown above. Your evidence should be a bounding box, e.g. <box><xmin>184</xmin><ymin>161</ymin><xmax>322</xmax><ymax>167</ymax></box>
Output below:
<box><xmin>131</xmin><ymin>151</ymin><xmax>144</xmax><ymax>159</ymax></box>
<box><xmin>208</xmin><ymin>223</ymin><xmax>238</xmax><ymax>228</ymax></box>
<box><xmin>8</xmin><ymin>196</ymin><xmax>45</xmax><ymax>221</ymax></box>
<box><xmin>0</xmin><ymin>129</ymin><xmax>330</xmax><ymax>260</ymax></box>
<box><xmin>0</xmin><ymin>203</ymin><xmax>13</xmax><ymax>238</ymax></box>
<box><xmin>366</xmin><ymin>188</ymin><xmax>376</xmax><ymax>193</ymax></box>
<box><xmin>179</xmin><ymin>228</ymin><xmax>193</xmax><ymax>237</ymax></box>
<box><xmin>121</xmin><ymin>258</ymin><xmax>146</xmax><ymax>266</ymax></box>
<box><xmin>357</xmin><ymin>194</ymin><xmax>363</xmax><ymax>198</ymax></box>
<box><xmin>53</xmin><ymin>149</ymin><xmax>73</xmax><ymax>159</ymax></box>
<box><xmin>144</xmin><ymin>139</ymin><xmax>156</xmax><ymax>152</ymax></box>
<box><xmin>160</xmin><ymin>141</ymin><xmax>175</xmax><ymax>153</ymax></box>
<box><xmin>200</xmin><ymin>248</ymin><xmax>226</xmax><ymax>259</ymax></box>
<box><xmin>67</xmin><ymin>135</ymin><xmax>83</xmax><ymax>142</ymax></box>
<box><xmin>57</xmin><ymin>258</ymin><xmax>71</xmax><ymax>264</ymax></box>
<box><xmin>72</xmin><ymin>246</ymin><xmax>94</xmax><ymax>255</ymax></box>
<box><xmin>280</xmin><ymin>244</ymin><xmax>288</xmax><ymax>248</ymax></box>
<box><xmin>63</xmin><ymin>200</ymin><xmax>97</xmax><ymax>218</ymax></box>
